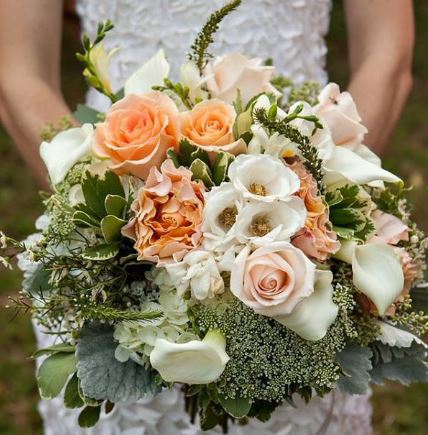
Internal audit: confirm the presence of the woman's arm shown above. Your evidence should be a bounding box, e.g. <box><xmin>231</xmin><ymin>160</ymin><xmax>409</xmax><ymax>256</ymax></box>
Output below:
<box><xmin>344</xmin><ymin>0</ymin><xmax>414</xmax><ymax>156</ymax></box>
<box><xmin>0</xmin><ymin>0</ymin><xmax>73</xmax><ymax>189</ymax></box>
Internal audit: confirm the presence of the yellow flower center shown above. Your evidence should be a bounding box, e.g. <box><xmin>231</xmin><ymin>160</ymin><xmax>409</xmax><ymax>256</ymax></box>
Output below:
<box><xmin>218</xmin><ymin>207</ymin><xmax>237</xmax><ymax>230</ymax></box>
<box><xmin>249</xmin><ymin>183</ymin><xmax>267</xmax><ymax>196</ymax></box>
<box><xmin>251</xmin><ymin>217</ymin><xmax>272</xmax><ymax>237</ymax></box>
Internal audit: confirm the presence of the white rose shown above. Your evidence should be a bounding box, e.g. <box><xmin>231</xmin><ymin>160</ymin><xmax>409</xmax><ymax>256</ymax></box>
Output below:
<box><xmin>228</xmin><ymin>154</ymin><xmax>300</xmax><ymax>202</ymax></box>
<box><xmin>204</xmin><ymin>54</ymin><xmax>279</xmax><ymax>105</ymax></box>
<box><xmin>232</xmin><ymin>197</ymin><xmax>306</xmax><ymax>246</ymax></box>
<box><xmin>40</xmin><ymin>123</ymin><xmax>93</xmax><ymax>185</ymax></box>
<box><xmin>150</xmin><ymin>329</ymin><xmax>230</xmax><ymax>384</ymax></box>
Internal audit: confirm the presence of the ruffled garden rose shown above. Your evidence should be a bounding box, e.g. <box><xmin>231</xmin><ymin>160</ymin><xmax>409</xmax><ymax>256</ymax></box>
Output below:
<box><xmin>291</xmin><ymin>161</ymin><xmax>340</xmax><ymax>261</ymax></box>
<box><xmin>93</xmin><ymin>92</ymin><xmax>179</xmax><ymax>180</ymax></box>
<box><xmin>122</xmin><ymin>159</ymin><xmax>204</xmax><ymax>263</ymax></box>
<box><xmin>204</xmin><ymin>53</ymin><xmax>278</xmax><ymax>105</ymax></box>
<box><xmin>314</xmin><ymin>83</ymin><xmax>368</xmax><ymax>150</ymax></box>
<box><xmin>371</xmin><ymin>210</ymin><xmax>409</xmax><ymax>245</ymax></box>
<box><xmin>180</xmin><ymin>99</ymin><xmax>246</xmax><ymax>156</ymax></box>
<box><xmin>231</xmin><ymin>242</ymin><xmax>316</xmax><ymax>318</ymax></box>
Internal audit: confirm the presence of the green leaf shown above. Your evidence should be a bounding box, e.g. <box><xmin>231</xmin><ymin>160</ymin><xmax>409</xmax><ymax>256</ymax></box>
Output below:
<box><xmin>167</xmin><ymin>149</ymin><xmax>180</xmax><ymax>168</ymax></box>
<box><xmin>101</xmin><ymin>215</ymin><xmax>126</xmax><ymax>243</ymax></box>
<box><xmin>105</xmin><ymin>195</ymin><xmax>127</xmax><ymax>218</ymax></box>
<box><xmin>22</xmin><ymin>263</ymin><xmax>51</xmax><ymax>293</ymax></box>
<box><xmin>178</xmin><ymin>139</ymin><xmax>197</xmax><ymax>167</ymax></box>
<box><xmin>190</xmin><ymin>159</ymin><xmax>214</xmax><ymax>187</ymax></box>
<box><xmin>82</xmin><ymin>243</ymin><xmax>119</xmax><ymax>261</ymax></box>
<box><xmin>82</xmin><ymin>173</ymin><xmax>107</xmax><ymax>218</ymax></box>
<box><xmin>32</xmin><ymin>343</ymin><xmax>75</xmax><ymax>359</ymax></box>
<box><xmin>212</xmin><ymin>152</ymin><xmax>233</xmax><ymax>186</ymax></box>
<box><xmin>98</xmin><ymin>171</ymin><xmax>125</xmax><ymax>200</ymax></box>
<box><xmin>74</xmin><ymin>104</ymin><xmax>102</xmax><ymax>124</ymax></box>
<box><xmin>72</xmin><ymin>210</ymin><xmax>100</xmax><ymax>228</ymax></box>
<box><xmin>336</xmin><ymin>343</ymin><xmax>373</xmax><ymax>395</ymax></box>
<box><xmin>37</xmin><ymin>352</ymin><xmax>77</xmax><ymax>399</ymax></box>
<box><xmin>64</xmin><ymin>374</ymin><xmax>84</xmax><ymax>409</ymax></box>
<box><xmin>78</xmin><ymin>405</ymin><xmax>101</xmax><ymax>428</ymax></box>
<box><xmin>333</xmin><ymin>226</ymin><xmax>355</xmax><ymax>240</ymax></box>
<box><xmin>410</xmin><ymin>287</ymin><xmax>428</xmax><ymax>313</ymax></box>
<box><xmin>76</xmin><ymin>323</ymin><xmax>160</xmax><ymax>402</ymax></box>
<box><xmin>218</xmin><ymin>395</ymin><xmax>252</xmax><ymax>418</ymax></box>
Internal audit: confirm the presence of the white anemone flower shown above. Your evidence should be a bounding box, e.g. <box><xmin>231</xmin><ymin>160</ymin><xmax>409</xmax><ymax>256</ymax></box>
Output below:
<box><xmin>228</xmin><ymin>154</ymin><xmax>300</xmax><ymax>202</ymax></box>
<box><xmin>335</xmin><ymin>240</ymin><xmax>404</xmax><ymax>315</ymax></box>
<box><xmin>40</xmin><ymin>123</ymin><xmax>93</xmax><ymax>185</ymax></box>
<box><xmin>232</xmin><ymin>197</ymin><xmax>307</xmax><ymax>246</ymax></box>
<box><xmin>150</xmin><ymin>330</ymin><xmax>230</xmax><ymax>384</ymax></box>
<box><xmin>164</xmin><ymin>250</ymin><xmax>224</xmax><ymax>301</ymax></box>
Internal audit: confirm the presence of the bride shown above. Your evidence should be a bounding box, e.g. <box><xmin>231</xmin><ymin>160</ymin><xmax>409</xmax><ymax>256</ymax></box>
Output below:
<box><xmin>0</xmin><ymin>0</ymin><xmax>414</xmax><ymax>434</ymax></box>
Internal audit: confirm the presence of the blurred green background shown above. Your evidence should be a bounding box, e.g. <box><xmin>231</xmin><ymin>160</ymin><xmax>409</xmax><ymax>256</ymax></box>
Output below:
<box><xmin>0</xmin><ymin>2</ymin><xmax>427</xmax><ymax>434</ymax></box>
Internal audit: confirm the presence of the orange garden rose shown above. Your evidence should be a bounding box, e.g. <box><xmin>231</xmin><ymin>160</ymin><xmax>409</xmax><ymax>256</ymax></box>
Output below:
<box><xmin>290</xmin><ymin>160</ymin><xmax>340</xmax><ymax>261</ymax></box>
<box><xmin>93</xmin><ymin>92</ymin><xmax>180</xmax><ymax>180</ymax></box>
<box><xmin>180</xmin><ymin>99</ymin><xmax>246</xmax><ymax>156</ymax></box>
<box><xmin>122</xmin><ymin>159</ymin><xmax>205</xmax><ymax>264</ymax></box>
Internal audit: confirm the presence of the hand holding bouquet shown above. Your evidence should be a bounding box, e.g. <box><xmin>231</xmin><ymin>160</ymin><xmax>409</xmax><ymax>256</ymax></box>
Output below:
<box><xmin>2</xmin><ymin>1</ymin><xmax>427</xmax><ymax>431</ymax></box>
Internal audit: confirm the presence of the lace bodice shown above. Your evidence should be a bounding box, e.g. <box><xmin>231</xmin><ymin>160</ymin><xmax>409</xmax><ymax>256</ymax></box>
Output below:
<box><xmin>76</xmin><ymin>0</ymin><xmax>332</xmax><ymax>111</ymax></box>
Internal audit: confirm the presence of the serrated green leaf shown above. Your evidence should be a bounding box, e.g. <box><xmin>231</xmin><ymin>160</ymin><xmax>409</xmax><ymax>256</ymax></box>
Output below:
<box><xmin>74</xmin><ymin>104</ymin><xmax>102</xmax><ymax>125</ymax></box>
<box><xmin>98</xmin><ymin>171</ymin><xmax>125</xmax><ymax>200</ymax></box>
<box><xmin>37</xmin><ymin>352</ymin><xmax>77</xmax><ymax>399</ymax></box>
<box><xmin>336</xmin><ymin>343</ymin><xmax>372</xmax><ymax>395</ymax></box>
<box><xmin>167</xmin><ymin>149</ymin><xmax>180</xmax><ymax>168</ymax></box>
<box><xmin>191</xmin><ymin>146</ymin><xmax>210</xmax><ymax>166</ymax></box>
<box><xmin>101</xmin><ymin>215</ymin><xmax>125</xmax><ymax>243</ymax></box>
<box><xmin>76</xmin><ymin>323</ymin><xmax>160</xmax><ymax>402</ymax></box>
<box><xmin>82</xmin><ymin>243</ymin><xmax>119</xmax><ymax>261</ymax></box>
<box><xmin>333</xmin><ymin>226</ymin><xmax>355</xmax><ymax>240</ymax></box>
<box><xmin>32</xmin><ymin>343</ymin><xmax>75</xmax><ymax>359</ymax></box>
<box><xmin>178</xmin><ymin>139</ymin><xmax>198</xmax><ymax>167</ymax></box>
<box><xmin>329</xmin><ymin>208</ymin><xmax>361</xmax><ymax>226</ymax></box>
<box><xmin>64</xmin><ymin>373</ymin><xmax>84</xmax><ymax>409</ymax></box>
<box><xmin>212</xmin><ymin>152</ymin><xmax>233</xmax><ymax>185</ymax></box>
<box><xmin>190</xmin><ymin>159</ymin><xmax>214</xmax><ymax>187</ymax></box>
<box><xmin>82</xmin><ymin>174</ymin><xmax>106</xmax><ymax>218</ymax></box>
<box><xmin>78</xmin><ymin>405</ymin><xmax>101</xmax><ymax>428</ymax></box>
<box><xmin>105</xmin><ymin>195</ymin><xmax>127</xmax><ymax>217</ymax></box>
<box><xmin>218</xmin><ymin>395</ymin><xmax>252</xmax><ymax>418</ymax></box>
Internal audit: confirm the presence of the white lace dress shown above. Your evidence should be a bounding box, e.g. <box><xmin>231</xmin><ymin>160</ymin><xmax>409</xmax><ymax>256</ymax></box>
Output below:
<box><xmin>32</xmin><ymin>0</ymin><xmax>373</xmax><ymax>433</ymax></box>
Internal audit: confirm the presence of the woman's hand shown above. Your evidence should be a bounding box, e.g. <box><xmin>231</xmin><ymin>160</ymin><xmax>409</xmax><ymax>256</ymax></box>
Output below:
<box><xmin>0</xmin><ymin>0</ymin><xmax>73</xmax><ymax>189</ymax></box>
<box><xmin>344</xmin><ymin>0</ymin><xmax>414</xmax><ymax>156</ymax></box>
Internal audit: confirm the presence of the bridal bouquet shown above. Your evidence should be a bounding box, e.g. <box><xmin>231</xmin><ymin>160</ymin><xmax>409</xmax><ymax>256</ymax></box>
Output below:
<box><xmin>2</xmin><ymin>1</ymin><xmax>428</xmax><ymax>431</ymax></box>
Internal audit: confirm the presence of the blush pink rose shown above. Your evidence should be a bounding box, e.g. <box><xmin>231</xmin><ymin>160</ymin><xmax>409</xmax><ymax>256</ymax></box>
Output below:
<box><xmin>314</xmin><ymin>83</ymin><xmax>368</xmax><ymax>150</ymax></box>
<box><xmin>122</xmin><ymin>159</ymin><xmax>204</xmax><ymax>264</ymax></box>
<box><xmin>180</xmin><ymin>99</ymin><xmax>246</xmax><ymax>156</ymax></box>
<box><xmin>93</xmin><ymin>92</ymin><xmax>180</xmax><ymax>180</ymax></box>
<box><xmin>204</xmin><ymin>53</ymin><xmax>278</xmax><ymax>105</ymax></box>
<box><xmin>371</xmin><ymin>209</ymin><xmax>409</xmax><ymax>245</ymax></box>
<box><xmin>230</xmin><ymin>242</ymin><xmax>316</xmax><ymax>318</ymax></box>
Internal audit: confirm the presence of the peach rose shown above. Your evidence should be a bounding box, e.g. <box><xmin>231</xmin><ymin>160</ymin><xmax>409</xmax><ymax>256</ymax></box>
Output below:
<box><xmin>204</xmin><ymin>53</ymin><xmax>278</xmax><ymax>105</ymax></box>
<box><xmin>231</xmin><ymin>242</ymin><xmax>316</xmax><ymax>318</ymax></box>
<box><xmin>290</xmin><ymin>161</ymin><xmax>340</xmax><ymax>261</ymax></box>
<box><xmin>122</xmin><ymin>159</ymin><xmax>204</xmax><ymax>264</ymax></box>
<box><xmin>180</xmin><ymin>99</ymin><xmax>246</xmax><ymax>156</ymax></box>
<box><xmin>93</xmin><ymin>92</ymin><xmax>179</xmax><ymax>180</ymax></box>
<box><xmin>371</xmin><ymin>210</ymin><xmax>409</xmax><ymax>245</ymax></box>
<box><xmin>314</xmin><ymin>83</ymin><xmax>368</xmax><ymax>151</ymax></box>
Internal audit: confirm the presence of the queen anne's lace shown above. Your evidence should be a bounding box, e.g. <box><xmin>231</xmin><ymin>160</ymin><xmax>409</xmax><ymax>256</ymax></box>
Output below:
<box><xmin>32</xmin><ymin>1</ymin><xmax>373</xmax><ymax>433</ymax></box>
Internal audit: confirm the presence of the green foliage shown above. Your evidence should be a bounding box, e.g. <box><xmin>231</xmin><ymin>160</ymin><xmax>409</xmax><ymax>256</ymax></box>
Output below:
<box><xmin>76</xmin><ymin>323</ymin><xmax>160</xmax><ymax>402</ymax></box>
<box><xmin>64</xmin><ymin>374</ymin><xmax>85</xmax><ymax>409</ymax></box>
<box><xmin>336</xmin><ymin>343</ymin><xmax>373</xmax><ymax>394</ymax></box>
<box><xmin>288</xmin><ymin>81</ymin><xmax>321</xmax><ymax>107</ymax></box>
<box><xmin>253</xmin><ymin>108</ymin><xmax>325</xmax><ymax>191</ymax></box>
<box><xmin>188</xmin><ymin>0</ymin><xmax>242</xmax><ymax>73</ymax></box>
<box><xmin>152</xmin><ymin>78</ymin><xmax>193</xmax><ymax>109</ymax></box>
<box><xmin>32</xmin><ymin>343</ymin><xmax>75</xmax><ymax>359</ymax></box>
<box><xmin>168</xmin><ymin>139</ymin><xmax>235</xmax><ymax>187</ymax></box>
<box><xmin>74</xmin><ymin>104</ymin><xmax>104</xmax><ymax>125</ymax></box>
<box><xmin>40</xmin><ymin>116</ymin><xmax>73</xmax><ymax>142</ymax></box>
<box><xmin>37</xmin><ymin>351</ymin><xmax>77</xmax><ymax>399</ymax></box>
<box><xmin>370</xmin><ymin>341</ymin><xmax>428</xmax><ymax>385</ymax></box>
<box><xmin>80</xmin><ymin>305</ymin><xmax>163</xmax><ymax>324</ymax></box>
<box><xmin>78</xmin><ymin>405</ymin><xmax>102</xmax><ymax>428</ymax></box>
<box><xmin>218</xmin><ymin>395</ymin><xmax>252</xmax><ymax>418</ymax></box>
<box><xmin>326</xmin><ymin>184</ymin><xmax>375</xmax><ymax>241</ymax></box>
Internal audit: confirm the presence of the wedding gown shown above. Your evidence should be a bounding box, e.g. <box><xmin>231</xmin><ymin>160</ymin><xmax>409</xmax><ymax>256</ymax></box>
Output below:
<box><xmin>32</xmin><ymin>0</ymin><xmax>373</xmax><ymax>433</ymax></box>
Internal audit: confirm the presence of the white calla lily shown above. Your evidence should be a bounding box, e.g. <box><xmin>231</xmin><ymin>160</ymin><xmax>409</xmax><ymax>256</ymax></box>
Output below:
<box><xmin>352</xmin><ymin>242</ymin><xmax>404</xmax><ymax>316</ymax></box>
<box><xmin>323</xmin><ymin>146</ymin><xmax>401</xmax><ymax>187</ymax></box>
<box><xmin>150</xmin><ymin>330</ymin><xmax>230</xmax><ymax>384</ymax></box>
<box><xmin>275</xmin><ymin>270</ymin><xmax>338</xmax><ymax>341</ymax></box>
<box><xmin>124</xmin><ymin>49</ymin><xmax>170</xmax><ymax>95</ymax></box>
<box><xmin>40</xmin><ymin>123</ymin><xmax>93</xmax><ymax>185</ymax></box>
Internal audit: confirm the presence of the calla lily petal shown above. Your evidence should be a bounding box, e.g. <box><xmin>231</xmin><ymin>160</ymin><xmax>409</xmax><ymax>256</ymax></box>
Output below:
<box><xmin>275</xmin><ymin>270</ymin><xmax>338</xmax><ymax>341</ymax></box>
<box><xmin>40</xmin><ymin>123</ymin><xmax>93</xmax><ymax>185</ymax></box>
<box><xmin>124</xmin><ymin>49</ymin><xmax>170</xmax><ymax>96</ymax></box>
<box><xmin>333</xmin><ymin>240</ymin><xmax>358</xmax><ymax>264</ymax></box>
<box><xmin>324</xmin><ymin>146</ymin><xmax>401</xmax><ymax>186</ymax></box>
<box><xmin>150</xmin><ymin>330</ymin><xmax>229</xmax><ymax>384</ymax></box>
<box><xmin>352</xmin><ymin>243</ymin><xmax>404</xmax><ymax>316</ymax></box>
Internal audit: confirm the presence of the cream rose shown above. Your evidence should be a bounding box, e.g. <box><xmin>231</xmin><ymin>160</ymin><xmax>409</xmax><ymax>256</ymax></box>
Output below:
<box><xmin>314</xmin><ymin>83</ymin><xmax>368</xmax><ymax>150</ymax></box>
<box><xmin>204</xmin><ymin>53</ymin><xmax>279</xmax><ymax>105</ymax></box>
<box><xmin>231</xmin><ymin>242</ymin><xmax>316</xmax><ymax>318</ymax></box>
<box><xmin>180</xmin><ymin>99</ymin><xmax>246</xmax><ymax>156</ymax></box>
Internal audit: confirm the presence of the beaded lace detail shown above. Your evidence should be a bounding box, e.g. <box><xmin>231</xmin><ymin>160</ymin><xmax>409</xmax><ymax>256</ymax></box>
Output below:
<box><xmin>32</xmin><ymin>1</ymin><xmax>373</xmax><ymax>433</ymax></box>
